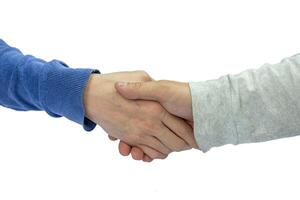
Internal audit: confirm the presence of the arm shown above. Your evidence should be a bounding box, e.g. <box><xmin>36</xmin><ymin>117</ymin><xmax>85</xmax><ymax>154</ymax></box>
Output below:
<box><xmin>0</xmin><ymin>39</ymin><xmax>98</xmax><ymax>131</ymax></box>
<box><xmin>115</xmin><ymin>54</ymin><xmax>300</xmax><ymax>153</ymax></box>
<box><xmin>190</xmin><ymin>54</ymin><xmax>300</xmax><ymax>152</ymax></box>
<box><xmin>0</xmin><ymin>39</ymin><xmax>194</xmax><ymax>160</ymax></box>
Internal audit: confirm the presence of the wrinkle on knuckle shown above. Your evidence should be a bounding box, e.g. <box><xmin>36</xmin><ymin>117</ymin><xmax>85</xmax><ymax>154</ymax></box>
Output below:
<box><xmin>132</xmin><ymin>82</ymin><xmax>143</xmax><ymax>89</ymax></box>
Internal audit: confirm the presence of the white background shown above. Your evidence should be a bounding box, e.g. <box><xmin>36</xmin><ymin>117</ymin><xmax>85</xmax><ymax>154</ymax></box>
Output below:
<box><xmin>1</xmin><ymin>0</ymin><xmax>300</xmax><ymax>199</ymax></box>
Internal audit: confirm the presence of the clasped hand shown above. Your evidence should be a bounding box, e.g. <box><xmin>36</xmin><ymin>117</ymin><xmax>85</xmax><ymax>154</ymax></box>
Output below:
<box><xmin>84</xmin><ymin>71</ymin><xmax>198</xmax><ymax>162</ymax></box>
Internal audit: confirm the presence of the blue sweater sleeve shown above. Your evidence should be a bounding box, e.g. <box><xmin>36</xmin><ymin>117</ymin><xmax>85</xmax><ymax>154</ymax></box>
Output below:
<box><xmin>0</xmin><ymin>39</ymin><xmax>98</xmax><ymax>131</ymax></box>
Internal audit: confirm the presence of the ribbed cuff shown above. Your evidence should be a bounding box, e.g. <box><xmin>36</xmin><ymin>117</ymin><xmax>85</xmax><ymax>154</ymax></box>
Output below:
<box><xmin>40</xmin><ymin>59</ymin><xmax>99</xmax><ymax>131</ymax></box>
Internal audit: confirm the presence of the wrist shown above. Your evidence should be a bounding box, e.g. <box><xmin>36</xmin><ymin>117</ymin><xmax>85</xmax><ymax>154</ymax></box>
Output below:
<box><xmin>84</xmin><ymin>73</ymin><xmax>113</xmax><ymax>123</ymax></box>
<box><xmin>84</xmin><ymin>73</ymin><xmax>100</xmax><ymax>121</ymax></box>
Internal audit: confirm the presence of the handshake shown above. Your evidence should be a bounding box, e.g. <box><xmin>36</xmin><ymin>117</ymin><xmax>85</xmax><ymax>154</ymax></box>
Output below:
<box><xmin>1</xmin><ymin>39</ymin><xmax>297</xmax><ymax>162</ymax></box>
<box><xmin>84</xmin><ymin>71</ymin><xmax>199</xmax><ymax>162</ymax></box>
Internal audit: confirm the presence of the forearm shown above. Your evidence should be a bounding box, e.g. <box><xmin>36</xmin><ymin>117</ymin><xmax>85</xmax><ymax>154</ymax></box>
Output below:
<box><xmin>190</xmin><ymin>54</ymin><xmax>300</xmax><ymax>152</ymax></box>
<box><xmin>0</xmin><ymin>39</ymin><xmax>98</xmax><ymax>131</ymax></box>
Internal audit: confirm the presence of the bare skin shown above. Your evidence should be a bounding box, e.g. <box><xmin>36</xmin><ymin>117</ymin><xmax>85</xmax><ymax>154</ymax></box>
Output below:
<box><xmin>83</xmin><ymin>71</ymin><xmax>196</xmax><ymax>161</ymax></box>
<box><xmin>114</xmin><ymin>80</ymin><xmax>198</xmax><ymax>161</ymax></box>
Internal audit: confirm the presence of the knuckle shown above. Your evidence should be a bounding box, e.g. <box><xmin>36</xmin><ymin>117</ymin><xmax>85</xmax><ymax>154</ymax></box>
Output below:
<box><xmin>132</xmin><ymin>82</ymin><xmax>143</xmax><ymax>89</ymax></box>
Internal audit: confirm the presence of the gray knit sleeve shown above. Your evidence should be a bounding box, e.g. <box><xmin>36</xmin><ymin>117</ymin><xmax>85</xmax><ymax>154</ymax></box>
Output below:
<box><xmin>189</xmin><ymin>54</ymin><xmax>300</xmax><ymax>152</ymax></box>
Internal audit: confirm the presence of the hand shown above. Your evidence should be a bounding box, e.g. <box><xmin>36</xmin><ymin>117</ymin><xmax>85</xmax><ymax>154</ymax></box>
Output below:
<box><xmin>114</xmin><ymin>80</ymin><xmax>199</xmax><ymax>161</ymax></box>
<box><xmin>116</xmin><ymin>80</ymin><xmax>193</xmax><ymax>122</ymax></box>
<box><xmin>84</xmin><ymin>72</ymin><xmax>196</xmax><ymax>161</ymax></box>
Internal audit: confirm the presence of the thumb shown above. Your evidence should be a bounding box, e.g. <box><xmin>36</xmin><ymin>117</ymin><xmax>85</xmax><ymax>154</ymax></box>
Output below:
<box><xmin>115</xmin><ymin>81</ymin><xmax>160</xmax><ymax>101</ymax></box>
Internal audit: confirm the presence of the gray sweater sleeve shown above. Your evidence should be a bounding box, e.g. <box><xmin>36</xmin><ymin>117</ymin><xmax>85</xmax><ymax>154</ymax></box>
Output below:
<box><xmin>189</xmin><ymin>54</ymin><xmax>300</xmax><ymax>152</ymax></box>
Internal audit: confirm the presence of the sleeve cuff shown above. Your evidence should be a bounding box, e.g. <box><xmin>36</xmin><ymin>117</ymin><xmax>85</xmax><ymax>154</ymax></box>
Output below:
<box><xmin>189</xmin><ymin>78</ymin><xmax>238</xmax><ymax>152</ymax></box>
<box><xmin>40</xmin><ymin>59</ymin><xmax>100</xmax><ymax>131</ymax></box>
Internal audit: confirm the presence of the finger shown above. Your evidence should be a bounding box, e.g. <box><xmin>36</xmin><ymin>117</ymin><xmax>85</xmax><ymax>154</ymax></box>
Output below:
<box><xmin>143</xmin><ymin>155</ymin><xmax>153</xmax><ymax>162</ymax></box>
<box><xmin>162</xmin><ymin>113</ymin><xmax>198</xmax><ymax>149</ymax></box>
<box><xmin>131</xmin><ymin>147</ymin><xmax>144</xmax><ymax>160</ymax></box>
<box><xmin>137</xmin><ymin>144</ymin><xmax>168</xmax><ymax>160</ymax></box>
<box><xmin>118</xmin><ymin>141</ymin><xmax>132</xmax><ymax>156</ymax></box>
<box><xmin>108</xmin><ymin>135</ymin><xmax>118</xmax><ymax>141</ymax></box>
<box><xmin>141</xmin><ymin>136</ymin><xmax>172</xmax><ymax>155</ymax></box>
<box><xmin>115</xmin><ymin>81</ymin><xmax>162</xmax><ymax>101</ymax></box>
<box><xmin>154</xmin><ymin>121</ymin><xmax>190</xmax><ymax>152</ymax></box>
<box><xmin>129</xmin><ymin>146</ymin><xmax>154</xmax><ymax>162</ymax></box>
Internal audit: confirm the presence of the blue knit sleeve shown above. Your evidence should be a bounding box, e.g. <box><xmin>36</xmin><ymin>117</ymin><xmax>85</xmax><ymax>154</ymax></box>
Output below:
<box><xmin>0</xmin><ymin>39</ymin><xmax>98</xmax><ymax>131</ymax></box>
